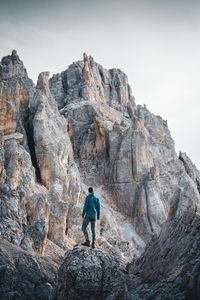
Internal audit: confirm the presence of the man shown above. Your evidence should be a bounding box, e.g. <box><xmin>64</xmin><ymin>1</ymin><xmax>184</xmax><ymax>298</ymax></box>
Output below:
<box><xmin>81</xmin><ymin>187</ymin><xmax>100</xmax><ymax>248</ymax></box>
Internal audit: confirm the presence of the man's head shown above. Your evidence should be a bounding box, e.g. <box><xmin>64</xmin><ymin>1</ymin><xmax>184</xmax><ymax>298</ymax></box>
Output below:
<box><xmin>88</xmin><ymin>187</ymin><xmax>93</xmax><ymax>193</ymax></box>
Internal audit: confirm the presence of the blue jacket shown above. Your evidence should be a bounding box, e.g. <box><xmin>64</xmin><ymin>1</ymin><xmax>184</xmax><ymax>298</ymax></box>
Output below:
<box><xmin>82</xmin><ymin>193</ymin><xmax>100</xmax><ymax>219</ymax></box>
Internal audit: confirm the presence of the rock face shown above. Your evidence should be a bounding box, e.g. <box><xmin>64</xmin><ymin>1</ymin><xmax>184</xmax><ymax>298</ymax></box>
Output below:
<box><xmin>0</xmin><ymin>239</ymin><xmax>58</xmax><ymax>300</ymax></box>
<box><xmin>0</xmin><ymin>50</ymin><xmax>200</xmax><ymax>299</ymax></box>
<box><xmin>55</xmin><ymin>245</ymin><xmax>128</xmax><ymax>300</ymax></box>
<box><xmin>0</xmin><ymin>51</ymin><xmax>48</xmax><ymax>255</ymax></box>
<box><xmin>49</xmin><ymin>53</ymin><xmax>134</xmax><ymax>111</ymax></box>
<box><xmin>55</xmin><ymin>210</ymin><xmax>200</xmax><ymax>300</ymax></box>
<box><xmin>0</xmin><ymin>50</ymin><xmax>34</xmax><ymax>136</ymax></box>
<box><xmin>179</xmin><ymin>151</ymin><xmax>200</xmax><ymax>194</ymax></box>
<box><xmin>0</xmin><ymin>51</ymin><xmax>81</xmax><ymax>255</ymax></box>
<box><xmin>29</xmin><ymin>71</ymin><xmax>81</xmax><ymax>247</ymax></box>
<box><xmin>50</xmin><ymin>53</ymin><xmax>200</xmax><ymax>243</ymax></box>
<box><xmin>0</xmin><ymin>130</ymin><xmax>49</xmax><ymax>255</ymax></box>
<box><xmin>0</xmin><ymin>50</ymin><xmax>27</xmax><ymax>80</ymax></box>
<box><xmin>127</xmin><ymin>211</ymin><xmax>200</xmax><ymax>299</ymax></box>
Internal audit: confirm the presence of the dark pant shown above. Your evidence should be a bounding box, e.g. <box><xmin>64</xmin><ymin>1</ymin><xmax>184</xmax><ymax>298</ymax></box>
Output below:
<box><xmin>82</xmin><ymin>214</ymin><xmax>96</xmax><ymax>243</ymax></box>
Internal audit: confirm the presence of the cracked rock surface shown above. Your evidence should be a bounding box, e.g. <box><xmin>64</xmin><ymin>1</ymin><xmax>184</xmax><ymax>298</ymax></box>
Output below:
<box><xmin>55</xmin><ymin>245</ymin><xmax>128</xmax><ymax>300</ymax></box>
<box><xmin>127</xmin><ymin>211</ymin><xmax>200</xmax><ymax>300</ymax></box>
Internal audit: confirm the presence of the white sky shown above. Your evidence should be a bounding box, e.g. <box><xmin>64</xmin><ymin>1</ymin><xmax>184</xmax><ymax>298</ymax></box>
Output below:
<box><xmin>0</xmin><ymin>0</ymin><xmax>199</xmax><ymax>169</ymax></box>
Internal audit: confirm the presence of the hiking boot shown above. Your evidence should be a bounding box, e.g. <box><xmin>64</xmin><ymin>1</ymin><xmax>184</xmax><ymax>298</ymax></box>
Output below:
<box><xmin>92</xmin><ymin>242</ymin><xmax>95</xmax><ymax>249</ymax></box>
<box><xmin>82</xmin><ymin>240</ymin><xmax>90</xmax><ymax>247</ymax></box>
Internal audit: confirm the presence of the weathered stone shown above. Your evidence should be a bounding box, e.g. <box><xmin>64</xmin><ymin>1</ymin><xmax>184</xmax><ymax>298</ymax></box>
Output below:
<box><xmin>29</xmin><ymin>71</ymin><xmax>81</xmax><ymax>246</ymax></box>
<box><xmin>49</xmin><ymin>73</ymin><xmax>66</xmax><ymax>109</ymax></box>
<box><xmin>50</xmin><ymin>54</ymin><xmax>200</xmax><ymax>244</ymax></box>
<box><xmin>0</xmin><ymin>50</ymin><xmax>27</xmax><ymax>80</ymax></box>
<box><xmin>0</xmin><ymin>132</ymin><xmax>6</xmax><ymax>185</ymax></box>
<box><xmin>4</xmin><ymin>132</ymin><xmax>23</xmax><ymax>142</ymax></box>
<box><xmin>0</xmin><ymin>50</ymin><xmax>200</xmax><ymax>299</ymax></box>
<box><xmin>0</xmin><ymin>51</ymin><xmax>35</xmax><ymax>137</ymax></box>
<box><xmin>179</xmin><ymin>151</ymin><xmax>200</xmax><ymax>194</ymax></box>
<box><xmin>55</xmin><ymin>245</ymin><xmax>128</xmax><ymax>300</ymax></box>
<box><xmin>127</xmin><ymin>211</ymin><xmax>200</xmax><ymax>299</ymax></box>
<box><xmin>0</xmin><ymin>239</ymin><xmax>58</xmax><ymax>300</ymax></box>
<box><xmin>4</xmin><ymin>139</ymin><xmax>35</xmax><ymax>191</ymax></box>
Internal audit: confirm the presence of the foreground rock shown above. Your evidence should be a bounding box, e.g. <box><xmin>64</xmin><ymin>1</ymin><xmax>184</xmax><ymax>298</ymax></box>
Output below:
<box><xmin>55</xmin><ymin>245</ymin><xmax>128</xmax><ymax>300</ymax></box>
<box><xmin>0</xmin><ymin>239</ymin><xmax>58</xmax><ymax>300</ymax></box>
<box><xmin>127</xmin><ymin>211</ymin><xmax>200</xmax><ymax>299</ymax></box>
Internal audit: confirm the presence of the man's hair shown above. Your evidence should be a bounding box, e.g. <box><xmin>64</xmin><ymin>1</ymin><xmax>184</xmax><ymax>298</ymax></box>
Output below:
<box><xmin>88</xmin><ymin>187</ymin><xmax>93</xmax><ymax>193</ymax></box>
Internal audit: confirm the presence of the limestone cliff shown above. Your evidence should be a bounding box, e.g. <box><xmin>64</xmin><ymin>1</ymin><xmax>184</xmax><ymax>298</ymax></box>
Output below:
<box><xmin>50</xmin><ymin>53</ymin><xmax>200</xmax><ymax>244</ymax></box>
<box><xmin>0</xmin><ymin>51</ymin><xmax>81</xmax><ymax>255</ymax></box>
<box><xmin>0</xmin><ymin>50</ymin><xmax>34</xmax><ymax>136</ymax></box>
<box><xmin>0</xmin><ymin>50</ymin><xmax>200</xmax><ymax>299</ymax></box>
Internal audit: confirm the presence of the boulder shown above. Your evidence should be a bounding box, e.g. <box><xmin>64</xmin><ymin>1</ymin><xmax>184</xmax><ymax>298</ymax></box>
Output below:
<box><xmin>55</xmin><ymin>245</ymin><xmax>128</xmax><ymax>300</ymax></box>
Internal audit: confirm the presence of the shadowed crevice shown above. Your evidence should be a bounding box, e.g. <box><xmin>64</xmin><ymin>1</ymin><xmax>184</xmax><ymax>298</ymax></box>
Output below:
<box><xmin>24</xmin><ymin>114</ymin><xmax>42</xmax><ymax>183</ymax></box>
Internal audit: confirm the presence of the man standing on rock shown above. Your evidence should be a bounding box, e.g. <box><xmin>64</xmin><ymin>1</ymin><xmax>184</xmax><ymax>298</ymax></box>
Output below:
<box><xmin>81</xmin><ymin>187</ymin><xmax>100</xmax><ymax>249</ymax></box>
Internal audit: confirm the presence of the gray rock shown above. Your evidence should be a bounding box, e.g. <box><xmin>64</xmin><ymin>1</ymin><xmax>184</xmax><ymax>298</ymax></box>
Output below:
<box><xmin>50</xmin><ymin>54</ymin><xmax>200</xmax><ymax>243</ymax></box>
<box><xmin>0</xmin><ymin>50</ymin><xmax>200</xmax><ymax>299</ymax></box>
<box><xmin>29</xmin><ymin>71</ymin><xmax>81</xmax><ymax>246</ymax></box>
<box><xmin>0</xmin><ymin>50</ymin><xmax>27</xmax><ymax>80</ymax></box>
<box><xmin>179</xmin><ymin>151</ymin><xmax>200</xmax><ymax>194</ymax></box>
<box><xmin>0</xmin><ymin>239</ymin><xmax>58</xmax><ymax>300</ymax></box>
<box><xmin>0</xmin><ymin>50</ymin><xmax>35</xmax><ymax>139</ymax></box>
<box><xmin>55</xmin><ymin>245</ymin><xmax>128</xmax><ymax>300</ymax></box>
<box><xmin>127</xmin><ymin>211</ymin><xmax>200</xmax><ymax>299</ymax></box>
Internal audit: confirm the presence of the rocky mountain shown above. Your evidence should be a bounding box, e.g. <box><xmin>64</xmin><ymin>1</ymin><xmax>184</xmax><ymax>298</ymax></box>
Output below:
<box><xmin>0</xmin><ymin>50</ymin><xmax>200</xmax><ymax>299</ymax></box>
<box><xmin>49</xmin><ymin>53</ymin><xmax>200</xmax><ymax>242</ymax></box>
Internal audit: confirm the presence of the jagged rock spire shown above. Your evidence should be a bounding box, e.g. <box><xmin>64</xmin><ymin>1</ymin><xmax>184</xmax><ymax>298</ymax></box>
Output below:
<box><xmin>83</xmin><ymin>52</ymin><xmax>88</xmax><ymax>62</ymax></box>
<box><xmin>11</xmin><ymin>49</ymin><xmax>18</xmax><ymax>56</ymax></box>
<box><xmin>0</xmin><ymin>49</ymin><xmax>27</xmax><ymax>80</ymax></box>
<box><xmin>36</xmin><ymin>71</ymin><xmax>51</xmax><ymax>98</ymax></box>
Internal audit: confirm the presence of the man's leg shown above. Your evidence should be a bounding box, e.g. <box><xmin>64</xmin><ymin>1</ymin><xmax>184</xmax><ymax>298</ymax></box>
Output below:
<box><xmin>82</xmin><ymin>215</ymin><xmax>90</xmax><ymax>245</ymax></box>
<box><xmin>90</xmin><ymin>216</ymin><xmax>96</xmax><ymax>246</ymax></box>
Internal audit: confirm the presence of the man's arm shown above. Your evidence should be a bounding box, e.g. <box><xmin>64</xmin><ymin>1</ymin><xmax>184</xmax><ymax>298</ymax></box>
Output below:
<box><xmin>82</xmin><ymin>196</ymin><xmax>89</xmax><ymax>218</ymax></box>
<box><xmin>97</xmin><ymin>198</ymin><xmax>100</xmax><ymax>220</ymax></box>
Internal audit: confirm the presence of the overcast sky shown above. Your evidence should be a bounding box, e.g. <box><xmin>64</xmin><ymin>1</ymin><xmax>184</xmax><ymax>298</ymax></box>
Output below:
<box><xmin>0</xmin><ymin>0</ymin><xmax>199</xmax><ymax>168</ymax></box>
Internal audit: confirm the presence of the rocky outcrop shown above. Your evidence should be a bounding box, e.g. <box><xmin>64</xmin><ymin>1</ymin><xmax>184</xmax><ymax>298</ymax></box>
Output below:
<box><xmin>29</xmin><ymin>71</ymin><xmax>81</xmax><ymax>247</ymax></box>
<box><xmin>0</xmin><ymin>50</ymin><xmax>34</xmax><ymax>136</ymax></box>
<box><xmin>0</xmin><ymin>50</ymin><xmax>200</xmax><ymax>299</ymax></box>
<box><xmin>179</xmin><ymin>151</ymin><xmax>200</xmax><ymax>194</ymax></box>
<box><xmin>0</xmin><ymin>52</ymin><xmax>81</xmax><ymax>254</ymax></box>
<box><xmin>0</xmin><ymin>50</ymin><xmax>27</xmax><ymax>80</ymax></box>
<box><xmin>0</xmin><ymin>51</ymin><xmax>50</xmax><ymax>255</ymax></box>
<box><xmin>0</xmin><ymin>131</ymin><xmax>49</xmax><ymax>254</ymax></box>
<box><xmin>54</xmin><ymin>212</ymin><xmax>200</xmax><ymax>300</ymax></box>
<box><xmin>49</xmin><ymin>53</ymin><xmax>134</xmax><ymax>111</ymax></box>
<box><xmin>127</xmin><ymin>211</ymin><xmax>200</xmax><ymax>299</ymax></box>
<box><xmin>0</xmin><ymin>239</ymin><xmax>58</xmax><ymax>300</ymax></box>
<box><xmin>55</xmin><ymin>245</ymin><xmax>128</xmax><ymax>300</ymax></box>
<box><xmin>50</xmin><ymin>53</ymin><xmax>200</xmax><ymax>243</ymax></box>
